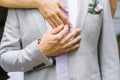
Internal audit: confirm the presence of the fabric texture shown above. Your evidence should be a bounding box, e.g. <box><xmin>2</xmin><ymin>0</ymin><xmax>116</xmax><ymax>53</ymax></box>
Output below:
<box><xmin>0</xmin><ymin>0</ymin><xmax>119</xmax><ymax>80</ymax></box>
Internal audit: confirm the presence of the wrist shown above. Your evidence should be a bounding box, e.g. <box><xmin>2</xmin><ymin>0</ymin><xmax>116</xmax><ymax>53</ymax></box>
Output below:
<box><xmin>34</xmin><ymin>0</ymin><xmax>43</xmax><ymax>9</ymax></box>
<box><xmin>38</xmin><ymin>39</ymin><xmax>48</xmax><ymax>57</ymax></box>
<box><xmin>38</xmin><ymin>40</ymin><xmax>55</xmax><ymax>65</ymax></box>
<box><xmin>33</xmin><ymin>0</ymin><xmax>40</xmax><ymax>8</ymax></box>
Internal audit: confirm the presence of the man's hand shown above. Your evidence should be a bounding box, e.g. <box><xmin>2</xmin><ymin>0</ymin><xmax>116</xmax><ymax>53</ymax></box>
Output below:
<box><xmin>37</xmin><ymin>0</ymin><xmax>72</xmax><ymax>28</ymax></box>
<box><xmin>38</xmin><ymin>25</ymin><xmax>81</xmax><ymax>57</ymax></box>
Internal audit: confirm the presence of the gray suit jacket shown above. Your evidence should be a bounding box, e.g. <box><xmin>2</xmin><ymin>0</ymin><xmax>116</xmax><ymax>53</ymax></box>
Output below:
<box><xmin>0</xmin><ymin>0</ymin><xmax>119</xmax><ymax>80</ymax></box>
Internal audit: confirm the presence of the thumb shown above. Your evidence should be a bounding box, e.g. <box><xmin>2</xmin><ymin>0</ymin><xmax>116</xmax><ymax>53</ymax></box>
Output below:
<box><xmin>50</xmin><ymin>25</ymin><xmax>64</xmax><ymax>34</ymax></box>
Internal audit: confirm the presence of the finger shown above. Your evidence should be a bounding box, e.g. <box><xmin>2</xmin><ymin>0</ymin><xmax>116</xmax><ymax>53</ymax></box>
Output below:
<box><xmin>65</xmin><ymin>44</ymin><xmax>80</xmax><ymax>52</ymax></box>
<box><xmin>50</xmin><ymin>25</ymin><xmax>64</xmax><ymax>34</ymax></box>
<box><xmin>58</xmin><ymin>11</ymin><xmax>72</xmax><ymax>27</ymax></box>
<box><xmin>56</xmin><ymin>25</ymin><xmax>69</xmax><ymax>38</ymax></box>
<box><xmin>50</xmin><ymin>18</ymin><xmax>59</xmax><ymax>28</ymax></box>
<box><xmin>68</xmin><ymin>36</ymin><xmax>81</xmax><ymax>47</ymax></box>
<box><xmin>54</xmin><ymin>14</ymin><xmax>64</xmax><ymax>26</ymax></box>
<box><xmin>57</xmin><ymin>2</ymin><xmax>68</xmax><ymax>12</ymax></box>
<box><xmin>63</xmin><ymin>36</ymin><xmax>81</xmax><ymax>49</ymax></box>
<box><xmin>48</xmin><ymin>19</ymin><xmax>56</xmax><ymax>28</ymax></box>
<box><xmin>61</xmin><ymin>28</ymin><xmax>81</xmax><ymax>44</ymax></box>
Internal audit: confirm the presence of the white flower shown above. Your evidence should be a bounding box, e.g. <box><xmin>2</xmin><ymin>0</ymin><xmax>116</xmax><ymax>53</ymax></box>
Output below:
<box><xmin>94</xmin><ymin>3</ymin><xmax>103</xmax><ymax>12</ymax></box>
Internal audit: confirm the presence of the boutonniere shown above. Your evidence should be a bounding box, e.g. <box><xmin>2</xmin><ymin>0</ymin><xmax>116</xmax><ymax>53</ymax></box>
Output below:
<box><xmin>88</xmin><ymin>0</ymin><xmax>103</xmax><ymax>14</ymax></box>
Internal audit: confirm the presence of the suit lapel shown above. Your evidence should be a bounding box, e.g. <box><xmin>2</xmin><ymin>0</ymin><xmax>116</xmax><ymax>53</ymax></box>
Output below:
<box><xmin>75</xmin><ymin>0</ymin><xmax>90</xmax><ymax>30</ymax></box>
<box><xmin>31</xmin><ymin>10</ymin><xmax>48</xmax><ymax>36</ymax></box>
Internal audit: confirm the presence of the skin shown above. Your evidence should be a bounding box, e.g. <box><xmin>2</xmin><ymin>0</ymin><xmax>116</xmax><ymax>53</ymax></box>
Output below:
<box><xmin>0</xmin><ymin>0</ymin><xmax>117</xmax><ymax>26</ymax></box>
<box><xmin>110</xmin><ymin>0</ymin><xmax>117</xmax><ymax>18</ymax></box>
<box><xmin>0</xmin><ymin>0</ymin><xmax>116</xmax><ymax>57</ymax></box>
<box><xmin>0</xmin><ymin>0</ymin><xmax>80</xmax><ymax>57</ymax></box>
<box><xmin>0</xmin><ymin>0</ymin><xmax>72</xmax><ymax>28</ymax></box>
<box><xmin>39</xmin><ymin>25</ymin><xmax>81</xmax><ymax>57</ymax></box>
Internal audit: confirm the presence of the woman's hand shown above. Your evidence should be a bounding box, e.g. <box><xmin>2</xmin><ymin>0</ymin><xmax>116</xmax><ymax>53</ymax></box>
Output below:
<box><xmin>37</xmin><ymin>0</ymin><xmax>72</xmax><ymax>28</ymax></box>
<box><xmin>0</xmin><ymin>0</ymin><xmax>71</xmax><ymax>28</ymax></box>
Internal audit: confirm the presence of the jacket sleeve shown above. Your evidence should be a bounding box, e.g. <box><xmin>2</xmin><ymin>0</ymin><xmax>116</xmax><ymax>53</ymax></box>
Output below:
<box><xmin>0</xmin><ymin>9</ymin><xmax>53</xmax><ymax>72</ymax></box>
<box><xmin>98</xmin><ymin>0</ymin><xmax>120</xmax><ymax>80</ymax></box>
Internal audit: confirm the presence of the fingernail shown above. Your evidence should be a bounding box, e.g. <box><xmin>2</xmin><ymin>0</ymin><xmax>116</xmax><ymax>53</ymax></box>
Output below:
<box><xmin>66</xmin><ymin>8</ymin><xmax>68</xmax><ymax>12</ymax></box>
<box><xmin>76</xmin><ymin>44</ymin><xmax>80</xmax><ymax>47</ymax></box>
<box><xmin>70</xmin><ymin>25</ymin><xmax>72</xmax><ymax>27</ymax></box>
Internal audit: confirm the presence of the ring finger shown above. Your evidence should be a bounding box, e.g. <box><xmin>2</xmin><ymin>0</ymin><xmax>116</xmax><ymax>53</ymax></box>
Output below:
<box><xmin>63</xmin><ymin>36</ymin><xmax>81</xmax><ymax>49</ymax></box>
<box><xmin>54</xmin><ymin>13</ymin><xmax>64</xmax><ymax>26</ymax></box>
<box><xmin>50</xmin><ymin>17</ymin><xmax>59</xmax><ymax>27</ymax></box>
<box><xmin>48</xmin><ymin>19</ymin><xmax>56</xmax><ymax>28</ymax></box>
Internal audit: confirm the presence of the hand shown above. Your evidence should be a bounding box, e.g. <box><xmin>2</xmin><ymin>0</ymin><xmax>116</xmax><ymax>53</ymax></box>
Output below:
<box><xmin>38</xmin><ymin>25</ymin><xmax>81</xmax><ymax>57</ymax></box>
<box><xmin>36</xmin><ymin>0</ymin><xmax>72</xmax><ymax>28</ymax></box>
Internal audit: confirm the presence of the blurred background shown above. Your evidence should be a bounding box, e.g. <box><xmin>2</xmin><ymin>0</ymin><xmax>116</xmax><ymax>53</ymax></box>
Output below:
<box><xmin>115</xmin><ymin>0</ymin><xmax>120</xmax><ymax>58</ymax></box>
<box><xmin>0</xmin><ymin>7</ymin><xmax>8</xmax><ymax>80</ymax></box>
<box><xmin>0</xmin><ymin>0</ymin><xmax>120</xmax><ymax>80</ymax></box>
